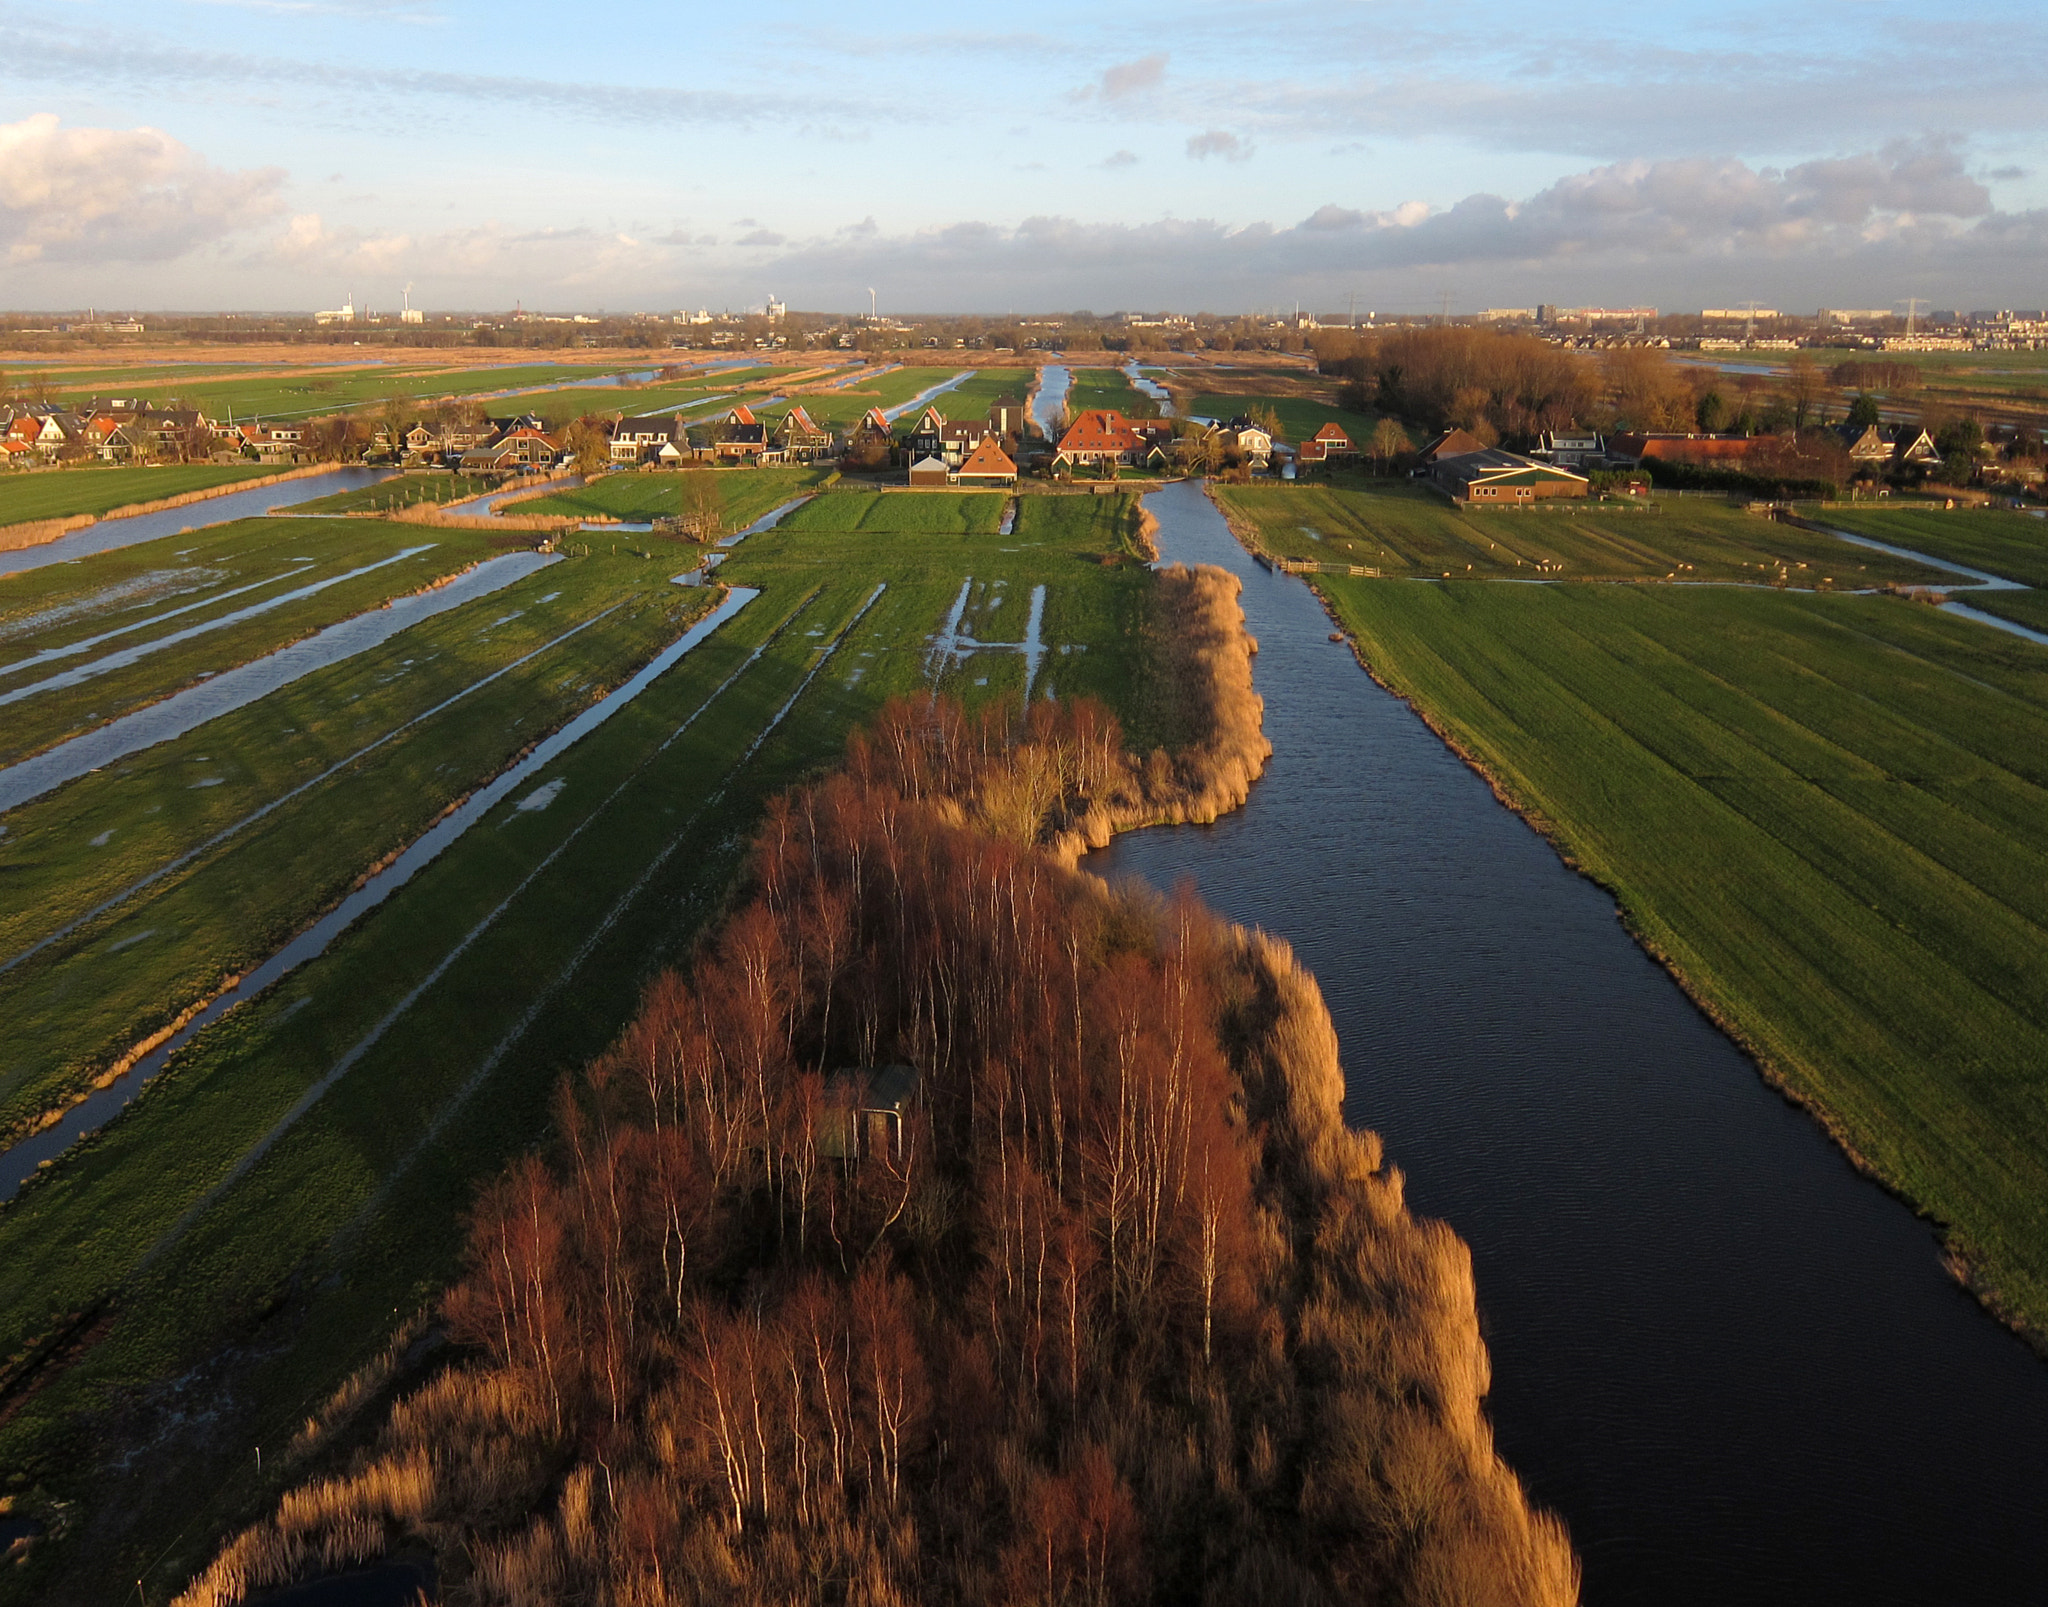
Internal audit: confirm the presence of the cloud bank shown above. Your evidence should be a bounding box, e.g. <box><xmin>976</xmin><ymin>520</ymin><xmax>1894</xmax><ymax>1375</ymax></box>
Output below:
<box><xmin>0</xmin><ymin>114</ymin><xmax>282</xmax><ymax>267</ymax></box>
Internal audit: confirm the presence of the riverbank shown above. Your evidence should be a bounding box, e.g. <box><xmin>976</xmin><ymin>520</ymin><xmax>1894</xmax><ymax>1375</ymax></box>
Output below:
<box><xmin>1284</xmin><ymin>525</ymin><xmax>2048</xmax><ymax>1352</ymax></box>
<box><xmin>0</xmin><ymin>465</ymin><xmax>336</xmax><ymax>553</ymax></box>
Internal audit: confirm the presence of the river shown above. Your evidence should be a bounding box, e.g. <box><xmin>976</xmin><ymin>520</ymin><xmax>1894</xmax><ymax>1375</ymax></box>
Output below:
<box><xmin>1094</xmin><ymin>479</ymin><xmax>2048</xmax><ymax>1604</ymax></box>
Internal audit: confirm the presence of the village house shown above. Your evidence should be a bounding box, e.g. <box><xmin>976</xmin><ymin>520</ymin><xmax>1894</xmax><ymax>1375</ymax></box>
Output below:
<box><xmin>1836</xmin><ymin>422</ymin><xmax>1942</xmax><ymax>470</ymax></box>
<box><xmin>1428</xmin><ymin>447</ymin><xmax>1590</xmax><ymax>503</ymax></box>
<box><xmin>1219</xmin><ymin>415</ymin><xmax>1274</xmax><ymax>467</ymax></box>
<box><xmin>1295</xmin><ymin>422</ymin><xmax>1357</xmax><ymax>464</ymax></box>
<box><xmin>715</xmin><ymin>404</ymin><xmax>769</xmax><ymax>461</ymax></box>
<box><xmin>1053</xmin><ymin>408</ymin><xmax>1146</xmax><ymax>470</ymax></box>
<box><xmin>847</xmin><ymin>407</ymin><xmax>894</xmax><ymax>462</ymax></box>
<box><xmin>986</xmin><ymin>395</ymin><xmax>1027</xmax><ymax>436</ymax></box>
<box><xmin>612</xmin><ymin>413</ymin><xmax>689</xmax><ymax>465</ymax></box>
<box><xmin>900</xmin><ymin>406</ymin><xmax>949</xmax><ymax>463</ymax></box>
<box><xmin>1532</xmin><ymin>429</ymin><xmax>1605</xmax><ymax>467</ymax></box>
<box><xmin>460</xmin><ymin>424</ymin><xmax>562</xmax><ymax>473</ymax></box>
<box><xmin>953</xmin><ymin>435</ymin><xmax>1019</xmax><ymax>486</ymax></box>
<box><xmin>774</xmin><ymin>405</ymin><xmax>836</xmax><ymax>463</ymax></box>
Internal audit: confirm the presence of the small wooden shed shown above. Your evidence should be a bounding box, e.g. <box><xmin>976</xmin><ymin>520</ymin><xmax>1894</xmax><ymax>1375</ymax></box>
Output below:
<box><xmin>820</xmin><ymin>1064</ymin><xmax>919</xmax><ymax>1164</ymax></box>
<box><xmin>907</xmin><ymin>454</ymin><xmax>952</xmax><ymax>487</ymax></box>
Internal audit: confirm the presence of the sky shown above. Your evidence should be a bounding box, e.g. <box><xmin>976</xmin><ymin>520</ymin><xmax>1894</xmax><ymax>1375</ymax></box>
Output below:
<box><xmin>3</xmin><ymin>1</ymin><xmax>2046</xmax><ymax>315</ymax></box>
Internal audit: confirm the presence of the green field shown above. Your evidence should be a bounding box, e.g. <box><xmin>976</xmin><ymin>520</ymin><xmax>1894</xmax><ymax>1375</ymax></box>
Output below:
<box><xmin>1316</xmin><ymin>575</ymin><xmax>2048</xmax><ymax>1337</ymax></box>
<box><xmin>1066</xmin><ymin>365</ymin><xmax>1161</xmax><ymax>418</ymax></box>
<box><xmin>0</xmin><ymin>520</ymin><xmax>502</xmax><ymax>772</ymax></box>
<box><xmin>518</xmin><ymin>464</ymin><xmax>824</xmax><ymax>526</ymax></box>
<box><xmin>1215</xmin><ymin>482</ymin><xmax>1958</xmax><ymax>586</ymax></box>
<box><xmin>0</xmin><ymin>465</ymin><xmax>278</xmax><ymax>528</ymax></box>
<box><xmin>1811</xmin><ymin>506</ymin><xmax>2048</xmax><ymax>587</ymax></box>
<box><xmin>1969</xmin><ymin>589</ymin><xmax>2048</xmax><ymax>634</ymax></box>
<box><xmin>1188</xmin><ymin>391</ymin><xmax>1382</xmax><ymax>444</ymax></box>
<box><xmin>0</xmin><ymin>479</ymin><xmax>1170</xmax><ymax>1604</ymax></box>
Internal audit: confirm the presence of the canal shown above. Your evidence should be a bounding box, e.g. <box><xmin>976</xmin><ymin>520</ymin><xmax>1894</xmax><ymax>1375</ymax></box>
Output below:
<box><xmin>1094</xmin><ymin>478</ymin><xmax>2048</xmax><ymax>1603</ymax></box>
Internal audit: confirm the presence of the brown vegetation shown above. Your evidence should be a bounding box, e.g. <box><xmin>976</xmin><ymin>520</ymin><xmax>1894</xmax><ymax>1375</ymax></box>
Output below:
<box><xmin>177</xmin><ymin>682</ymin><xmax>1573</xmax><ymax>1607</ymax></box>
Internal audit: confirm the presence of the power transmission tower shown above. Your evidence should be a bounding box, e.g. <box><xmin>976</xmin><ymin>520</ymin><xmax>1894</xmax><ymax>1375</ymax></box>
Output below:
<box><xmin>1741</xmin><ymin>299</ymin><xmax>1764</xmax><ymax>343</ymax></box>
<box><xmin>1900</xmin><ymin>297</ymin><xmax>1926</xmax><ymax>337</ymax></box>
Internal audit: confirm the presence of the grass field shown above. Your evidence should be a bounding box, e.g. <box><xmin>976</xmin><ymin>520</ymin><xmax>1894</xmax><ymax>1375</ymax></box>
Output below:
<box><xmin>518</xmin><ymin>464</ymin><xmax>826</xmax><ymax>525</ymax></box>
<box><xmin>1314</xmin><ymin>575</ymin><xmax>2048</xmax><ymax>1339</ymax></box>
<box><xmin>1810</xmin><ymin>506</ymin><xmax>2048</xmax><ymax>587</ymax></box>
<box><xmin>1969</xmin><ymin>589</ymin><xmax>2048</xmax><ymax>633</ymax></box>
<box><xmin>1066</xmin><ymin>366</ymin><xmax>1161</xmax><ymax>418</ymax></box>
<box><xmin>1215</xmin><ymin>482</ymin><xmax>1959</xmax><ymax>586</ymax></box>
<box><xmin>1188</xmin><ymin>392</ymin><xmax>1382</xmax><ymax>444</ymax></box>
<box><xmin>0</xmin><ymin>480</ymin><xmax>1172</xmax><ymax>1605</ymax></box>
<box><xmin>0</xmin><ymin>465</ymin><xmax>279</xmax><ymax>527</ymax></box>
<box><xmin>0</xmin><ymin>520</ymin><xmax>503</xmax><ymax>772</ymax></box>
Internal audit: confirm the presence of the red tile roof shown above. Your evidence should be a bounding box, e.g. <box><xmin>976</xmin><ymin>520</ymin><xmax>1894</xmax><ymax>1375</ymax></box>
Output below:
<box><xmin>1057</xmin><ymin>408</ymin><xmax>1142</xmax><ymax>455</ymax></box>
<box><xmin>956</xmin><ymin>436</ymin><xmax>1018</xmax><ymax>479</ymax></box>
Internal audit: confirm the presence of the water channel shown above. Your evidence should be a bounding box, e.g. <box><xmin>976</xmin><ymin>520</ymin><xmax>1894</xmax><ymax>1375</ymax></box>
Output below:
<box><xmin>0</xmin><ymin>468</ymin><xmax>397</xmax><ymax>576</ymax></box>
<box><xmin>1094</xmin><ymin>478</ymin><xmax>2048</xmax><ymax>1604</ymax></box>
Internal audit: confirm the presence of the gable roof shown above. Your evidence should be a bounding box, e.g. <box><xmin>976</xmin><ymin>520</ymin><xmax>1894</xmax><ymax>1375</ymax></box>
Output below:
<box><xmin>1310</xmin><ymin>422</ymin><xmax>1353</xmax><ymax>444</ymax></box>
<box><xmin>727</xmin><ymin>404</ymin><xmax>758</xmax><ymax>427</ymax></box>
<box><xmin>956</xmin><ymin>436</ymin><xmax>1018</xmax><ymax>479</ymax></box>
<box><xmin>1416</xmin><ymin>427</ymin><xmax>1487</xmax><ymax>464</ymax></box>
<box><xmin>1057</xmin><ymin>408</ymin><xmax>1141</xmax><ymax>455</ymax></box>
<box><xmin>1431</xmin><ymin>448</ymin><xmax>1588</xmax><ymax>490</ymax></box>
<box><xmin>907</xmin><ymin>406</ymin><xmax>947</xmax><ymax>435</ymax></box>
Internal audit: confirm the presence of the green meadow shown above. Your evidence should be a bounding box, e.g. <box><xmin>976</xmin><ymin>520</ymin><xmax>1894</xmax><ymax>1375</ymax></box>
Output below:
<box><xmin>1812</xmin><ymin>505</ymin><xmax>2048</xmax><ymax>587</ymax></box>
<box><xmin>1970</xmin><ymin>589</ymin><xmax>2048</xmax><ymax>633</ymax></box>
<box><xmin>286</xmin><ymin>473</ymin><xmax>499</xmax><ymax>515</ymax></box>
<box><xmin>0</xmin><ymin>481</ymin><xmax>1168</xmax><ymax>1605</ymax></box>
<box><xmin>1314</xmin><ymin>574</ymin><xmax>2048</xmax><ymax>1338</ymax></box>
<box><xmin>1066</xmin><ymin>365</ymin><xmax>1161</xmax><ymax>418</ymax></box>
<box><xmin>1188</xmin><ymin>391</ymin><xmax>1381</xmax><ymax>443</ymax></box>
<box><xmin>1215</xmin><ymin>481</ymin><xmax>1958</xmax><ymax>586</ymax></box>
<box><xmin>0</xmin><ymin>465</ymin><xmax>279</xmax><ymax>528</ymax></box>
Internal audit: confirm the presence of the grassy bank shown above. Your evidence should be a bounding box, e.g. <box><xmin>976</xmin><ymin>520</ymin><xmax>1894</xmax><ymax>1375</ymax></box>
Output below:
<box><xmin>1970</xmin><ymin>589</ymin><xmax>2048</xmax><ymax>633</ymax></box>
<box><xmin>284</xmin><ymin>475</ymin><xmax>498</xmax><ymax>516</ymax></box>
<box><xmin>0</xmin><ymin>487</ymin><xmax>1186</xmax><ymax>1604</ymax></box>
<box><xmin>1216</xmin><ymin>481</ymin><xmax>1959</xmax><ymax>586</ymax></box>
<box><xmin>1311</xmin><ymin>576</ymin><xmax>2048</xmax><ymax>1339</ymax></box>
<box><xmin>0</xmin><ymin>466</ymin><xmax>278</xmax><ymax>528</ymax></box>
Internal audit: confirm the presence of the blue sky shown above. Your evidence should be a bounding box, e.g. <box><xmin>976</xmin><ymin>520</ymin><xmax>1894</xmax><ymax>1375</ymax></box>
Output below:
<box><xmin>3</xmin><ymin>0</ymin><xmax>2046</xmax><ymax>313</ymax></box>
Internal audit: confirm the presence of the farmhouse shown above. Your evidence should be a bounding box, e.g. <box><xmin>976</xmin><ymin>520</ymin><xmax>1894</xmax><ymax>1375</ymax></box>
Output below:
<box><xmin>460</xmin><ymin>425</ymin><xmax>562</xmax><ymax>472</ymax></box>
<box><xmin>1532</xmin><ymin>429</ymin><xmax>1605</xmax><ymax>466</ymax></box>
<box><xmin>954</xmin><ymin>435</ymin><xmax>1018</xmax><ymax>485</ymax></box>
<box><xmin>1054</xmin><ymin>408</ymin><xmax>1145</xmax><ymax>470</ymax></box>
<box><xmin>613</xmin><ymin>413</ymin><xmax>689</xmax><ymax>465</ymax></box>
<box><xmin>775</xmin><ymin>405</ymin><xmax>836</xmax><ymax>462</ymax></box>
<box><xmin>715</xmin><ymin>405</ymin><xmax>769</xmax><ymax>461</ymax></box>
<box><xmin>1608</xmin><ymin>432</ymin><xmax>1753</xmax><ymax>468</ymax></box>
<box><xmin>1414</xmin><ymin>427</ymin><xmax>1489</xmax><ymax>467</ymax></box>
<box><xmin>1428</xmin><ymin>447</ymin><xmax>1589</xmax><ymax>503</ymax></box>
<box><xmin>1296</xmin><ymin>422</ymin><xmax>1356</xmax><ymax>464</ymax></box>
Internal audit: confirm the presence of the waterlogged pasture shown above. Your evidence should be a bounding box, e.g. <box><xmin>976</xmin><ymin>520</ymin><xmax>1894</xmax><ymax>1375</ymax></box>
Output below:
<box><xmin>1815</xmin><ymin>506</ymin><xmax>2048</xmax><ymax>587</ymax></box>
<box><xmin>1217</xmin><ymin>482</ymin><xmax>1959</xmax><ymax>586</ymax></box>
<box><xmin>1317</xmin><ymin>577</ymin><xmax>2048</xmax><ymax>1335</ymax></box>
<box><xmin>0</xmin><ymin>465</ymin><xmax>278</xmax><ymax>528</ymax></box>
<box><xmin>0</xmin><ymin>519</ymin><xmax>500</xmax><ymax>768</ymax></box>
<box><xmin>0</xmin><ymin>486</ymin><xmax>1172</xmax><ymax>1605</ymax></box>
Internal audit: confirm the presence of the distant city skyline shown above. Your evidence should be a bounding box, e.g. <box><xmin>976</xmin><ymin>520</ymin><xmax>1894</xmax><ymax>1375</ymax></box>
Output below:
<box><xmin>3</xmin><ymin>1</ymin><xmax>2045</xmax><ymax>312</ymax></box>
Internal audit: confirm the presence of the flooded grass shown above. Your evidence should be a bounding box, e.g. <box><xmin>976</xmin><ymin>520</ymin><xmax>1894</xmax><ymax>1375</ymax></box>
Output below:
<box><xmin>0</xmin><ymin>488</ymin><xmax>1178</xmax><ymax>1606</ymax></box>
<box><xmin>1316</xmin><ymin>575</ymin><xmax>2048</xmax><ymax>1338</ymax></box>
<box><xmin>0</xmin><ymin>520</ymin><xmax>506</xmax><ymax>769</ymax></box>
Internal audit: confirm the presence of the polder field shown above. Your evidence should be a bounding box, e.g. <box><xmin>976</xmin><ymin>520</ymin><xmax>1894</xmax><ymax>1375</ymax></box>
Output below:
<box><xmin>1188</xmin><ymin>390</ymin><xmax>1381</xmax><ymax>444</ymax></box>
<box><xmin>0</xmin><ymin>464</ymin><xmax>280</xmax><ymax>529</ymax></box>
<box><xmin>1276</xmin><ymin>492</ymin><xmax>2048</xmax><ymax>1345</ymax></box>
<box><xmin>1066</xmin><ymin>365</ymin><xmax>1162</xmax><ymax>418</ymax></box>
<box><xmin>1811</xmin><ymin>503</ymin><xmax>2048</xmax><ymax>588</ymax></box>
<box><xmin>1213</xmin><ymin>480</ymin><xmax>1962</xmax><ymax>586</ymax></box>
<box><xmin>0</xmin><ymin>471</ymin><xmax>1173</xmax><ymax>1604</ymax></box>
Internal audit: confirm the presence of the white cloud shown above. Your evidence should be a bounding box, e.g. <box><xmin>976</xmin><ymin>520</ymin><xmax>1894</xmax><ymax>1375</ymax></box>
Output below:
<box><xmin>1071</xmin><ymin>54</ymin><xmax>1167</xmax><ymax>103</ymax></box>
<box><xmin>1186</xmin><ymin>130</ymin><xmax>1252</xmax><ymax>162</ymax></box>
<box><xmin>0</xmin><ymin>113</ymin><xmax>282</xmax><ymax>266</ymax></box>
